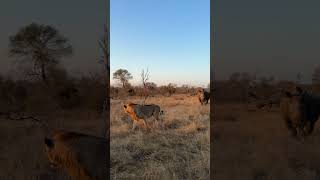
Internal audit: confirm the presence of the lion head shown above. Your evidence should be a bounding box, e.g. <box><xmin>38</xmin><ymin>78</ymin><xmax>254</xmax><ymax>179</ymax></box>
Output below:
<box><xmin>44</xmin><ymin>130</ymin><xmax>107</xmax><ymax>180</ymax></box>
<box><xmin>123</xmin><ymin>103</ymin><xmax>137</xmax><ymax>115</ymax></box>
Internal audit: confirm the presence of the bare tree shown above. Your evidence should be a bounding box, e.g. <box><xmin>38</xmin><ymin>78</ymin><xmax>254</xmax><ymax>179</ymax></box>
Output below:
<box><xmin>99</xmin><ymin>24</ymin><xmax>109</xmax><ymax>139</ymax></box>
<box><xmin>9</xmin><ymin>23</ymin><xmax>73</xmax><ymax>84</ymax></box>
<box><xmin>99</xmin><ymin>24</ymin><xmax>110</xmax><ymax>75</ymax></box>
<box><xmin>141</xmin><ymin>68</ymin><xmax>150</xmax><ymax>104</ymax></box>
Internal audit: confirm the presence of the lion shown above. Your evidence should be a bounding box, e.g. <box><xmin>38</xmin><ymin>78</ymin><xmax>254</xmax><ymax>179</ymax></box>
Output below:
<box><xmin>197</xmin><ymin>88</ymin><xmax>210</xmax><ymax>105</ymax></box>
<box><xmin>280</xmin><ymin>86</ymin><xmax>320</xmax><ymax>137</ymax></box>
<box><xmin>44</xmin><ymin>130</ymin><xmax>107</xmax><ymax>180</ymax></box>
<box><xmin>123</xmin><ymin>103</ymin><xmax>164</xmax><ymax>130</ymax></box>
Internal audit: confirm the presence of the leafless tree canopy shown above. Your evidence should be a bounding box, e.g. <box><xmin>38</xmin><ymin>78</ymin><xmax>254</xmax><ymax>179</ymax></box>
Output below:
<box><xmin>141</xmin><ymin>68</ymin><xmax>150</xmax><ymax>88</ymax></box>
<box><xmin>99</xmin><ymin>24</ymin><xmax>110</xmax><ymax>74</ymax></box>
<box><xmin>141</xmin><ymin>68</ymin><xmax>150</xmax><ymax>104</ymax></box>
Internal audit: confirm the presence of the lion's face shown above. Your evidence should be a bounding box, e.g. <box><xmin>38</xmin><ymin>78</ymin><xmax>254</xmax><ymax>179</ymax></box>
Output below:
<box><xmin>44</xmin><ymin>137</ymin><xmax>60</xmax><ymax>169</ymax></box>
<box><xmin>197</xmin><ymin>89</ymin><xmax>204</xmax><ymax>94</ymax></box>
<box><xmin>123</xmin><ymin>103</ymin><xmax>135</xmax><ymax>115</ymax></box>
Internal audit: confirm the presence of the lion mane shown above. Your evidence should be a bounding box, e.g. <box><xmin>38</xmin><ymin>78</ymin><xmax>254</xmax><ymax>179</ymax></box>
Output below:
<box><xmin>197</xmin><ymin>88</ymin><xmax>210</xmax><ymax>105</ymax></box>
<box><xmin>44</xmin><ymin>130</ymin><xmax>107</xmax><ymax>180</ymax></box>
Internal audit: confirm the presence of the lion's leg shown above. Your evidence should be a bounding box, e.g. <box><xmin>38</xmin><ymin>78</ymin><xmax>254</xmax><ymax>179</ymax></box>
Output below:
<box><xmin>309</xmin><ymin>121</ymin><xmax>316</xmax><ymax>134</ymax></box>
<box><xmin>199</xmin><ymin>98</ymin><xmax>203</xmax><ymax>105</ymax></box>
<box><xmin>154</xmin><ymin>111</ymin><xmax>159</xmax><ymax>121</ymax></box>
<box><xmin>285</xmin><ymin>119</ymin><xmax>297</xmax><ymax>137</ymax></box>
<box><xmin>304</xmin><ymin>120</ymin><xmax>316</xmax><ymax>135</ymax></box>
<box><xmin>132</xmin><ymin>120</ymin><xmax>138</xmax><ymax>130</ymax></box>
<box><xmin>130</xmin><ymin>115</ymin><xmax>138</xmax><ymax>130</ymax></box>
<box><xmin>290</xmin><ymin>127</ymin><xmax>298</xmax><ymax>137</ymax></box>
<box><xmin>297</xmin><ymin>123</ymin><xmax>306</xmax><ymax>137</ymax></box>
<box><xmin>138</xmin><ymin>118</ymin><xmax>148</xmax><ymax>129</ymax></box>
<box><xmin>267</xmin><ymin>103</ymin><xmax>272</xmax><ymax>111</ymax></box>
<box><xmin>152</xmin><ymin>114</ymin><xmax>160</xmax><ymax>128</ymax></box>
<box><xmin>154</xmin><ymin>113</ymin><xmax>164</xmax><ymax>128</ymax></box>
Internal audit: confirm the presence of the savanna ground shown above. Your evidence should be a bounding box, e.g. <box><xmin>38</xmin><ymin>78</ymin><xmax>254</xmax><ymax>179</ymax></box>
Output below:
<box><xmin>0</xmin><ymin>109</ymin><xmax>106</xmax><ymax>180</ymax></box>
<box><xmin>110</xmin><ymin>94</ymin><xmax>210</xmax><ymax>180</ymax></box>
<box><xmin>0</xmin><ymin>76</ymin><xmax>107</xmax><ymax>179</ymax></box>
<box><xmin>213</xmin><ymin>102</ymin><xmax>320</xmax><ymax>180</ymax></box>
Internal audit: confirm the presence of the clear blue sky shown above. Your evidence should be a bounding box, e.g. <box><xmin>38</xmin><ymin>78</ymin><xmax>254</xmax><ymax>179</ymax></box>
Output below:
<box><xmin>110</xmin><ymin>0</ymin><xmax>210</xmax><ymax>87</ymax></box>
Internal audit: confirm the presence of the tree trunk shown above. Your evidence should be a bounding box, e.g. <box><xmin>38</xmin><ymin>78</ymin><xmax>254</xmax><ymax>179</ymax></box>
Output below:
<box><xmin>103</xmin><ymin>44</ymin><xmax>110</xmax><ymax>140</ymax></box>
<box><xmin>40</xmin><ymin>62</ymin><xmax>47</xmax><ymax>84</ymax></box>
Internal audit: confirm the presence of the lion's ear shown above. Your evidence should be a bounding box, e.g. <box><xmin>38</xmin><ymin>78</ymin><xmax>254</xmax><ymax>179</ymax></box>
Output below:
<box><xmin>123</xmin><ymin>105</ymin><xmax>127</xmax><ymax>108</ymax></box>
<box><xmin>44</xmin><ymin>137</ymin><xmax>54</xmax><ymax>148</ymax></box>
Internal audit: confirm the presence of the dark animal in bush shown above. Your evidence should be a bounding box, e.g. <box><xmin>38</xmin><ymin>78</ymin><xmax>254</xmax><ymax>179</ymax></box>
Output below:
<box><xmin>57</xmin><ymin>86</ymin><xmax>80</xmax><ymax>109</ymax></box>
<box><xmin>127</xmin><ymin>88</ymin><xmax>135</xmax><ymax>96</ymax></box>
<box><xmin>280</xmin><ymin>86</ymin><xmax>320</xmax><ymax>137</ymax></box>
<box><xmin>248</xmin><ymin>91</ymin><xmax>280</xmax><ymax>111</ymax></box>
<box><xmin>197</xmin><ymin>88</ymin><xmax>210</xmax><ymax>105</ymax></box>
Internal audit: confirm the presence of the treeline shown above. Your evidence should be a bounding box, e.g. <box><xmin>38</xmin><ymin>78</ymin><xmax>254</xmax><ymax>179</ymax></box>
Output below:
<box><xmin>110</xmin><ymin>83</ymin><xmax>200</xmax><ymax>98</ymax></box>
<box><xmin>111</xmin><ymin>68</ymin><xmax>209</xmax><ymax>99</ymax></box>
<box><xmin>213</xmin><ymin>72</ymin><xmax>316</xmax><ymax>103</ymax></box>
<box><xmin>0</xmin><ymin>69</ymin><xmax>106</xmax><ymax>116</ymax></box>
<box><xmin>0</xmin><ymin>22</ymin><xmax>109</xmax><ymax>118</ymax></box>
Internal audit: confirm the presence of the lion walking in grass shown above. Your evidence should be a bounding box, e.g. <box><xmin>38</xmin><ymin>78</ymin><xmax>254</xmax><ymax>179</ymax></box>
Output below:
<box><xmin>123</xmin><ymin>102</ymin><xmax>164</xmax><ymax>130</ymax></box>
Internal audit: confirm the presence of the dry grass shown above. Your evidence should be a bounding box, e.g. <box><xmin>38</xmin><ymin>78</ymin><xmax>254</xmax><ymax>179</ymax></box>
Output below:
<box><xmin>111</xmin><ymin>94</ymin><xmax>210</xmax><ymax>180</ymax></box>
<box><xmin>213</xmin><ymin>102</ymin><xmax>320</xmax><ymax>180</ymax></box>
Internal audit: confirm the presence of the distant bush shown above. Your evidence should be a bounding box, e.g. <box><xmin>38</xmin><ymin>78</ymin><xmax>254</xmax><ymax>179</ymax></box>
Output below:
<box><xmin>0</xmin><ymin>78</ymin><xmax>28</xmax><ymax>113</ymax></box>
